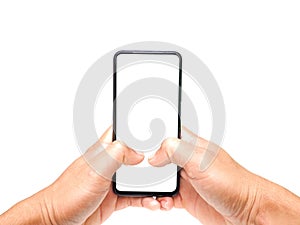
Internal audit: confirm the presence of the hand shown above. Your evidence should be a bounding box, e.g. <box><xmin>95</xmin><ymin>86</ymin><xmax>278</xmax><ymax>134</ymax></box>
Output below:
<box><xmin>0</xmin><ymin>127</ymin><xmax>172</xmax><ymax>225</ymax></box>
<box><xmin>149</xmin><ymin>127</ymin><xmax>300</xmax><ymax>225</ymax></box>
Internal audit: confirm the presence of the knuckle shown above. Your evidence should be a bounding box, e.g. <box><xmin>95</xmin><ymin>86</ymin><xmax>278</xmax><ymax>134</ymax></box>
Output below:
<box><xmin>185</xmin><ymin>163</ymin><xmax>200</xmax><ymax>179</ymax></box>
<box><xmin>184</xmin><ymin>151</ymin><xmax>202</xmax><ymax>179</ymax></box>
<box><xmin>107</xmin><ymin>141</ymin><xmax>126</xmax><ymax>162</ymax></box>
<box><xmin>162</xmin><ymin>137</ymin><xmax>179</xmax><ymax>154</ymax></box>
<box><xmin>111</xmin><ymin>140</ymin><xmax>125</xmax><ymax>150</ymax></box>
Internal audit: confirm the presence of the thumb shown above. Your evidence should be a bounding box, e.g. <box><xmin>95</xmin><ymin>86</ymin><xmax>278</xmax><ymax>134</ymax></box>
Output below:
<box><xmin>149</xmin><ymin>126</ymin><xmax>221</xmax><ymax>177</ymax></box>
<box><xmin>148</xmin><ymin>137</ymin><xmax>197</xmax><ymax>168</ymax></box>
<box><xmin>85</xmin><ymin>140</ymin><xmax>144</xmax><ymax>182</ymax></box>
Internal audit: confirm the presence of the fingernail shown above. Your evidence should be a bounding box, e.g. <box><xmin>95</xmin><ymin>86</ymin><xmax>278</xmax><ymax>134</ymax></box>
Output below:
<box><xmin>117</xmin><ymin>140</ymin><xmax>127</xmax><ymax>147</ymax></box>
<box><xmin>148</xmin><ymin>156</ymin><xmax>154</xmax><ymax>163</ymax></box>
<box><xmin>135</xmin><ymin>152</ymin><xmax>144</xmax><ymax>160</ymax></box>
<box><xmin>150</xmin><ymin>200</ymin><xmax>160</xmax><ymax>210</ymax></box>
<box><xmin>161</xmin><ymin>200</ymin><xmax>169</xmax><ymax>209</ymax></box>
<box><xmin>136</xmin><ymin>151</ymin><xmax>144</xmax><ymax>156</ymax></box>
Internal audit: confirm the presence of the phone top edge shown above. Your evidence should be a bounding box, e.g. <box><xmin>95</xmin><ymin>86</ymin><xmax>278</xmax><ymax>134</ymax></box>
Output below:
<box><xmin>114</xmin><ymin>50</ymin><xmax>182</xmax><ymax>60</ymax></box>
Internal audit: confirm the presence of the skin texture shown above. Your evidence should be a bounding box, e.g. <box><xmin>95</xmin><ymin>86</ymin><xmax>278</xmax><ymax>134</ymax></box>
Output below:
<box><xmin>1</xmin><ymin>126</ymin><xmax>300</xmax><ymax>224</ymax></box>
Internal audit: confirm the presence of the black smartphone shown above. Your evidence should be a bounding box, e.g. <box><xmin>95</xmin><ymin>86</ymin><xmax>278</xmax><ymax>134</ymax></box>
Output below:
<box><xmin>112</xmin><ymin>50</ymin><xmax>182</xmax><ymax>197</ymax></box>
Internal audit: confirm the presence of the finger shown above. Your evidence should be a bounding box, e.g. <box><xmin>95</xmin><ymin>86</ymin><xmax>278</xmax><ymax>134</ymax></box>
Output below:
<box><xmin>182</xmin><ymin>126</ymin><xmax>222</xmax><ymax>171</ymax></box>
<box><xmin>106</xmin><ymin>141</ymin><xmax>144</xmax><ymax>166</ymax></box>
<box><xmin>86</xmin><ymin>141</ymin><xmax>144</xmax><ymax>181</ymax></box>
<box><xmin>133</xmin><ymin>198</ymin><xmax>161</xmax><ymax>211</ymax></box>
<box><xmin>141</xmin><ymin>198</ymin><xmax>160</xmax><ymax>210</ymax></box>
<box><xmin>148</xmin><ymin>137</ymin><xmax>197</xmax><ymax>168</ymax></box>
<box><xmin>116</xmin><ymin>197</ymin><xmax>168</xmax><ymax>211</ymax></box>
<box><xmin>86</xmin><ymin>126</ymin><xmax>112</xmax><ymax>155</ymax></box>
<box><xmin>99</xmin><ymin>126</ymin><xmax>113</xmax><ymax>143</ymax></box>
<box><xmin>157</xmin><ymin>197</ymin><xmax>174</xmax><ymax>211</ymax></box>
<box><xmin>148</xmin><ymin>137</ymin><xmax>213</xmax><ymax>179</ymax></box>
<box><xmin>181</xmin><ymin>126</ymin><xmax>208</xmax><ymax>148</ymax></box>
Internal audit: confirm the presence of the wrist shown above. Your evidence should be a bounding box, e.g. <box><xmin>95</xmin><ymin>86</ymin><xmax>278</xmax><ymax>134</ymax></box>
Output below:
<box><xmin>255</xmin><ymin>179</ymin><xmax>300</xmax><ymax>225</ymax></box>
<box><xmin>39</xmin><ymin>186</ymin><xmax>59</xmax><ymax>225</ymax></box>
<box><xmin>0</xmin><ymin>188</ymin><xmax>52</xmax><ymax>225</ymax></box>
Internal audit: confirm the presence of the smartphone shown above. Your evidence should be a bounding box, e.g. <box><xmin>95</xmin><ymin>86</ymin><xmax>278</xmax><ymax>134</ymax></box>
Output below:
<box><xmin>112</xmin><ymin>50</ymin><xmax>182</xmax><ymax>197</ymax></box>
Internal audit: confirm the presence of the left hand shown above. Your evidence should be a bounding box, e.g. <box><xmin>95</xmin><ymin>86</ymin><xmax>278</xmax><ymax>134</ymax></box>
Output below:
<box><xmin>42</xmin><ymin>127</ymin><xmax>173</xmax><ymax>225</ymax></box>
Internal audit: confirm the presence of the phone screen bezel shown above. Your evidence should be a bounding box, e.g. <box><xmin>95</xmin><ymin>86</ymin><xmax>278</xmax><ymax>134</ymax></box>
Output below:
<box><xmin>112</xmin><ymin>50</ymin><xmax>182</xmax><ymax>197</ymax></box>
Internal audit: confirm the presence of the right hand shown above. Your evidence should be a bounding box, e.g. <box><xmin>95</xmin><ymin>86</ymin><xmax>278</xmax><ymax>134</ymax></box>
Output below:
<box><xmin>149</xmin><ymin>127</ymin><xmax>261</xmax><ymax>224</ymax></box>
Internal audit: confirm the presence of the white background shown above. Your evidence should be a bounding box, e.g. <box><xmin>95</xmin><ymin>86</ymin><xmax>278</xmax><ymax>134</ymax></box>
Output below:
<box><xmin>1</xmin><ymin>1</ymin><xmax>300</xmax><ymax>224</ymax></box>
